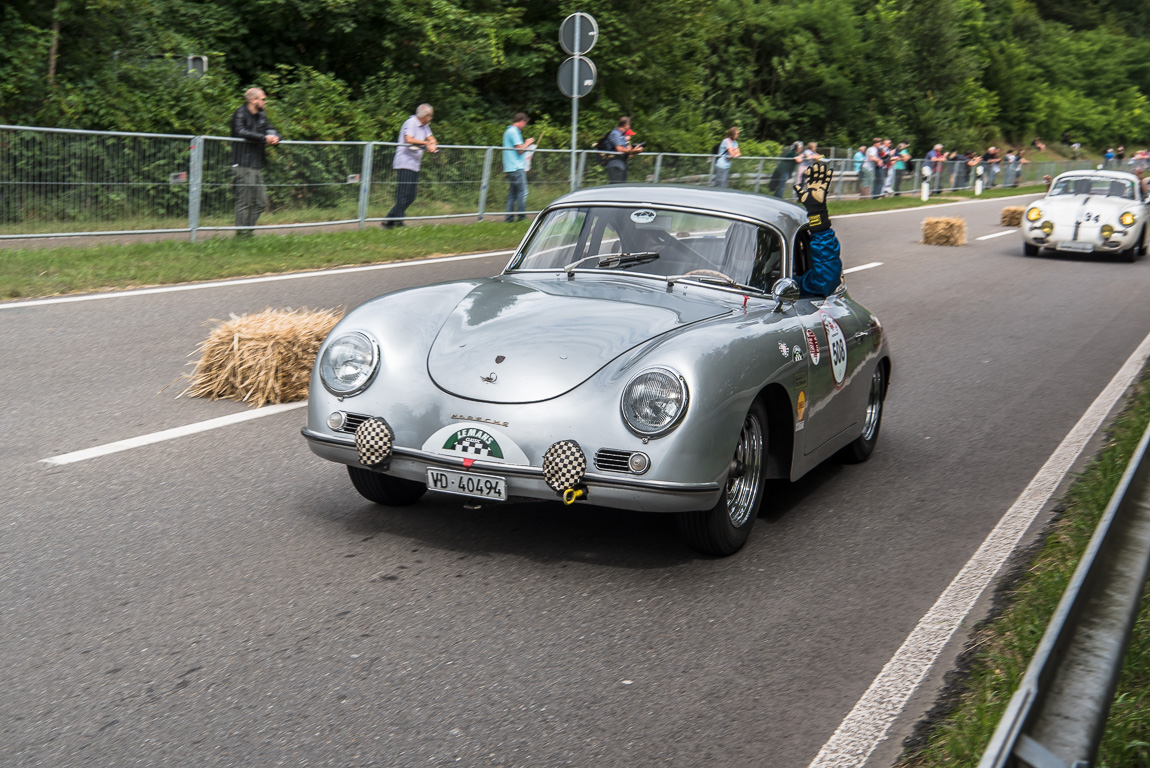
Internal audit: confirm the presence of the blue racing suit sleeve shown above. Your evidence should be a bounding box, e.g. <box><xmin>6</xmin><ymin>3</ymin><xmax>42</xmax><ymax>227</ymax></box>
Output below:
<box><xmin>799</xmin><ymin>228</ymin><xmax>843</xmax><ymax>297</ymax></box>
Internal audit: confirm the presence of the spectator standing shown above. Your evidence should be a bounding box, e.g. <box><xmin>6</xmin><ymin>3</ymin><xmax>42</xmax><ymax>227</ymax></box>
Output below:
<box><xmin>851</xmin><ymin>144</ymin><xmax>864</xmax><ymax>197</ymax></box>
<box><xmin>713</xmin><ymin>127</ymin><xmax>742</xmax><ymax>188</ymax></box>
<box><xmin>769</xmin><ymin>141</ymin><xmax>803</xmax><ymax>198</ymax></box>
<box><xmin>925</xmin><ymin>144</ymin><xmax>946</xmax><ymax>193</ymax></box>
<box><xmin>891</xmin><ymin>142</ymin><xmax>911</xmax><ymax>195</ymax></box>
<box><xmin>1117</xmin><ymin>146</ymin><xmax>1126</xmax><ymax>165</ymax></box>
<box><xmin>230</xmin><ymin>87</ymin><xmax>279</xmax><ymax>237</ymax></box>
<box><xmin>863</xmin><ymin>137</ymin><xmax>881</xmax><ymax>199</ymax></box>
<box><xmin>502</xmin><ymin>112</ymin><xmax>535</xmax><ymax>222</ymax></box>
<box><xmin>881</xmin><ymin>139</ymin><xmax>897</xmax><ymax>196</ymax></box>
<box><xmin>1003</xmin><ymin>148</ymin><xmax>1018</xmax><ymax>186</ymax></box>
<box><xmin>982</xmin><ymin>146</ymin><xmax>1001</xmax><ymax>187</ymax></box>
<box><xmin>384</xmin><ymin>103</ymin><xmax>437</xmax><ymax>228</ymax></box>
<box><xmin>872</xmin><ymin>138</ymin><xmax>890</xmax><ymax>199</ymax></box>
<box><xmin>796</xmin><ymin>142</ymin><xmax>823</xmax><ymax>197</ymax></box>
<box><xmin>1103</xmin><ymin>147</ymin><xmax>1115</xmax><ymax>169</ymax></box>
<box><xmin>605</xmin><ymin>116</ymin><xmax>643</xmax><ymax>183</ymax></box>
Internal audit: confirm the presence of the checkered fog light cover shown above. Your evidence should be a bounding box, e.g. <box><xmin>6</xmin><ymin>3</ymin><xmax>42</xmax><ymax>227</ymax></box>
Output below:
<box><xmin>354</xmin><ymin>417</ymin><xmax>395</xmax><ymax>468</ymax></box>
<box><xmin>542</xmin><ymin>440</ymin><xmax>587</xmax><ymax>492</ymax></box>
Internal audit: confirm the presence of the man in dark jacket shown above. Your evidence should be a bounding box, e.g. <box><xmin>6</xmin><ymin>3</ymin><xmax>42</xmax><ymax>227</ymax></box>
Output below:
<box><xmin>231</xmin><ymin>88</ymin><xmax>279</xmax><ymax>236</ymax></box>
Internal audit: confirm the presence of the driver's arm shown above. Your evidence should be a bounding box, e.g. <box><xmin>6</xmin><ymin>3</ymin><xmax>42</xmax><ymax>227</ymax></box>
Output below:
<box><xmin>794</xmin><ymin>161</ymin><xmax>844</xmax><ymax>297</ymax></box>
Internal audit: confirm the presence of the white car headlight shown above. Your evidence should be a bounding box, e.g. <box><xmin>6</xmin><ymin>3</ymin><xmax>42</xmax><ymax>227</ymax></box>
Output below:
<box><xmin>319</xmin><ymin>331</ymin><xmax>379</xmax><ymax>396</ymax></box>
<box><xmin>621</xmin><ymin>368</ymin><xmax>688</xmax><ymax>436</ymax></box>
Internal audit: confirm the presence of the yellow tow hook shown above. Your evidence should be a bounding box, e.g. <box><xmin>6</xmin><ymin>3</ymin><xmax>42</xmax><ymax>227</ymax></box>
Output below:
<box><xmin>562</xmin><ymin>487</ymin><xmax>585</xmax><ymax>505</ymax></box>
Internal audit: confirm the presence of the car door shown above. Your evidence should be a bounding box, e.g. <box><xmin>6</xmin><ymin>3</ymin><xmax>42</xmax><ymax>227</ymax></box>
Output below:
<box><xmin>790</xmin><ymin>236</ymin><xmax>871</xmax><ymax>455</ymax></box>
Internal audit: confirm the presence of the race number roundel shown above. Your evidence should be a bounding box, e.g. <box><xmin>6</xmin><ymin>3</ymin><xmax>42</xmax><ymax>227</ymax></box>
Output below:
<box><xmin>819</xmin><ymin>311</ymin><xmax>848</xmax><ymax>388</ymax></box>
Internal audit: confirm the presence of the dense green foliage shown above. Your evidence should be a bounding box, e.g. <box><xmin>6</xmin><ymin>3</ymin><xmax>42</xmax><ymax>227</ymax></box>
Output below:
<box><xmin>3</xmin><ymin>0</ymin><xmax>1149</xmax><ymax>153</ymax></box>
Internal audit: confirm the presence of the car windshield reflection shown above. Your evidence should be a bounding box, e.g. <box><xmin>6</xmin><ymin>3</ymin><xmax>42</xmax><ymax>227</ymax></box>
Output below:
<box><xmin>511</xmin><ymin>206</ymin><xmax>784</xmax><ymax>292</ymax></box>
<box><xmin>1049</xmin><ymin>176</ymin><xmax>1137</xmax><ymax>199</ymax></box>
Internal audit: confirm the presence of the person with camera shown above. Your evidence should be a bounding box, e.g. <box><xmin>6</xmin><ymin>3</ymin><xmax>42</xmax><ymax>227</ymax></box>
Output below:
<box><xmin>605</xmin><ymin>116</ymin><xmax>644</xmax><ymax>183</ymax></box>
<box><xmin>230</xmin><ymin>87</ymin><xmax>279</xmax><ymax>237</ymax></box>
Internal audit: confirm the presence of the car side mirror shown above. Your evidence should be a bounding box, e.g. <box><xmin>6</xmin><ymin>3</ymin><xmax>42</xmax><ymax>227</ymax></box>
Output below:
<box><xmin>771</xmin><ymin>277</ymin><xmax>800</xmax><ymax>312</ymax></box>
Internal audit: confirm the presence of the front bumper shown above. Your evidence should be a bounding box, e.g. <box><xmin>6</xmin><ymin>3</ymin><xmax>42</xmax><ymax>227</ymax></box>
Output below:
<box><xmin>302</xmin><ymin>427</ymin><xmax>722</xmax><ymax>513</ymax></box>
<box><xmin>1022</xmin><ymin>225</ymin><xmax>1135</xmax><ymax>253</ymax></box>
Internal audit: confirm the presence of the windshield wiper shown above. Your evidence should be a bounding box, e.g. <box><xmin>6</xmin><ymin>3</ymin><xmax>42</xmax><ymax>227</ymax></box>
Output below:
<box><xmin>562</xmin><ymin>251</ymin><xmax>661</xmax><ymax>277</ymax></box>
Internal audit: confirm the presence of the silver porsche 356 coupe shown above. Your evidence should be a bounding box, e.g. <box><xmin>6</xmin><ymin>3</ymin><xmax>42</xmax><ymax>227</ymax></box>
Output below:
<box><xmin>303</xmin><ymin>185</ymin><xmax>892</xmax><ymax>556</ymax></box>
<box><xmin>1021</xmin><ymin>170</ymin><xmax>1148</xmax><ymax>261</ymax></box>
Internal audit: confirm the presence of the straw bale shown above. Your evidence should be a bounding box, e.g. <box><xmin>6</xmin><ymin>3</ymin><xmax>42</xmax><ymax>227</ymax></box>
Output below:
<box><xmin>182</xmin><ymin>307</ymin><xmax>343</xmax><ymax>407</ymax></box>
<box><xmin>1000</xmin><ymin>206</ymin><xmax>1024</xmax><ymax>227</ymax></box>
<box><xmin>922</xmin><ymin>217</ymin><xmax>967</xmax><ymax>246</ymax></box>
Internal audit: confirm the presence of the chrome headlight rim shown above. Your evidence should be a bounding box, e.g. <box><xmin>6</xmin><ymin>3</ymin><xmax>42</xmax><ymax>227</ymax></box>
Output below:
<box><xmin>318</xmin><ymin>331</ymin><xmax>380</xmax><ymax>397</ymax></box>
<box><xmin>620</xmin><ymin>366</ymin><xmax>690</xmax><ymax>438</ymax></box>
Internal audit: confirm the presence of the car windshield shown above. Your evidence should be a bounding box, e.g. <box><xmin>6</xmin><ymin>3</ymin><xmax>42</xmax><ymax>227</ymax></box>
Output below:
<box><xmin>1049</xmin><ymin>176</ymin><xmax>1136</xmax><ymax>199</ymax></box>
<box><xmin>510</xmin><ymin>206</ymin><xmax>784</xmax><ymax>291</ymax></box>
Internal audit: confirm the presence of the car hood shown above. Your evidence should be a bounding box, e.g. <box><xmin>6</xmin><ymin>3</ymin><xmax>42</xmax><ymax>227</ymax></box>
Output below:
<box><xmin>1039</xmin><ymin>195</ymin><xmax>1134</xmax><ymax>220</ymax></box>
<box><xmin>426</xmin><ymin>276</ymin><xmax>731</xmax><ymax>403</ymax></box>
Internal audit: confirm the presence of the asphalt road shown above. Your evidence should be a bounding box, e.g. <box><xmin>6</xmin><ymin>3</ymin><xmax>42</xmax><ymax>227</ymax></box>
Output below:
<box><xmin>3</xmin><ymin>193</ymin><xmax>1147</xmax><ymax>768</ymax></box>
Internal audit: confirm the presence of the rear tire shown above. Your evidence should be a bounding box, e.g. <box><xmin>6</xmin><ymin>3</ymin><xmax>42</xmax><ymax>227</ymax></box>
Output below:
<box><xmin>348</xmin><ymin>465</ymin><xmax>426</xmax><ymax>506</ymax></box>
<box><xmin>677</xmin><ymin>399</ymin><xmax>767</xmax><ymax>556</ymax></box>
<box><xmin>1023</xmin><ymin>242</ymin><xmax>1039</xmax><ymax>257</ymax></box>
<box><xmin>836</xmin><ymin>363</ymin><xmax>886</xmax><ymax>464</ymax></box>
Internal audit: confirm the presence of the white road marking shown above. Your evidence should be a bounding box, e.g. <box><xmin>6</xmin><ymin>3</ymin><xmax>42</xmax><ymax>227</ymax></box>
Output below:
<box><xmin>807</xmin><ymin>328</ymin><xmax>1150</xmax><ymax>768</ymax></box>
<box><xmin>40</xmin><ymin>401</ymin><xmax>307</xmax><ymax>466</ymax></box>
<box><xmin>977</xmin><ymin>229</ymin><xmax>1018</xmax><ymax>240</ymax></box>
<box><xmin>0</xmin><ymin>250</ymin><xmax>515</xmax><ymax>310</ymax></box>
<box><xmin>845</xmin><ymin>262</ymin><xmax>883</xmax><ymax>274</ymax></box>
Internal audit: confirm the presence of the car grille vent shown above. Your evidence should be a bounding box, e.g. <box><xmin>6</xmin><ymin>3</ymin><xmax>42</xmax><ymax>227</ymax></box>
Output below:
<box><xmin>595</xmin><ymin>449</ymin><xmax>636</xmax><ymax>473</ymax></box>
<box><xmin>336</xmin><ymin>412</ymin><xmax>371</xmax><ymax>434</ymax></box>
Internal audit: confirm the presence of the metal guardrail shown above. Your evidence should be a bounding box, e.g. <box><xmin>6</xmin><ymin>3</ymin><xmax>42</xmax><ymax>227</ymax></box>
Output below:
<box><xmin>0</xmin><ymin>124</ymin><xmax>1101</xmax><ymax>241</ymax></box>
<box><xmin>980</xmin><ymin>420</ymin><xmax>1150</xmax><ymax>768</ymax></box>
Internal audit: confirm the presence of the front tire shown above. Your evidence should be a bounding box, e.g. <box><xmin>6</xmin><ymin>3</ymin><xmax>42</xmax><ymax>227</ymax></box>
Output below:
<box><xmin>1023</xmin><ymin>242</ymin><xmax>1039</xmax><ymax>257</ymax></box>
<box><xmin>677</xmin><ymin>399</ymin><xmax>767</xmax><ymax>556</ymax></box>
<box><xmin>837</xmin><ymin>363</ymin><xmax>886</xmax><ymax>464</ymax></box>
<box><xmin>348</xmin><ymin>465</ymin><xmax>427</xmax><ymax>506</ymax></box>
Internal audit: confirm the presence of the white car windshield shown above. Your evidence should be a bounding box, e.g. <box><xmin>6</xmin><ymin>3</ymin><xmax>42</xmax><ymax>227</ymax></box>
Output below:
<box><xmin>1050</xmin><ymin>176</ymin><xmax>1136</xmax><ymax>199</ymax></box>
<box><xmin>510</xmin><ymin>206</ymin><xmax>784</xmax><ymax>291</ymax></box>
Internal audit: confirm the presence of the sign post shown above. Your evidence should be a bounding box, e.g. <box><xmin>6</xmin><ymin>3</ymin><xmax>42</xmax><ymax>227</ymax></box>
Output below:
<box><xmin>558</xmin><ymin>13</ymin><xmax>598</xmax><ymax>191</ymax></box>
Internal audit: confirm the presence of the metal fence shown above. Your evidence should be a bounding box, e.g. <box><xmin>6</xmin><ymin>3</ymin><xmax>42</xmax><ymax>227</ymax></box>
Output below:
<box><xmin>0</xmin><ymin>124</ymin><xmax>1098</xmax><ymax>240</ymax></box>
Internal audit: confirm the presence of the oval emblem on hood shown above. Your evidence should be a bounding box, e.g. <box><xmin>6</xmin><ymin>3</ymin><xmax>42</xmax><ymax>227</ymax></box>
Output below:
<box><xmin>630</xmin><ymin>209</ymin><xmax>657</xmax><ymax>224</ymax></box>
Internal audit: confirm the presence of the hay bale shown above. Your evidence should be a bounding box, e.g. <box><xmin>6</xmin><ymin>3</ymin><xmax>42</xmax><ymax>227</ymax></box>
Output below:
<box><xmin>1001</xmin><ymin>206</ymin><xmax>1024</xmax><ymax>226</ymax></box>
<box><xmin>922</xmin><ymin>217</ymin><xmax>967</xmax><ymax>246</ymax></box>
<box><xmin>182</xmin><ymin>307</ymin><xmax>343</xmax><ymax>407</ymax></box>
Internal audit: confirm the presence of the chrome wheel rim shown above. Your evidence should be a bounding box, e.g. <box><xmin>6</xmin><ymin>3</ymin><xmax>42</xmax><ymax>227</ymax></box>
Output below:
<box><xmin>726</xmin><ymin>413</ymin><xmax>764</xmax><ymax>527</ymax></box>
<box><xmin>860</xmin><ymin>368</ymin><xmax>884</xmax><ymax>441</ymax></box>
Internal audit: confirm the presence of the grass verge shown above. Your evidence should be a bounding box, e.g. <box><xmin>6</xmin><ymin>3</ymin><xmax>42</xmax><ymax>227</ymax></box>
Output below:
<box><xmin>0</xmin><ymin>220</ymin><xmax>530</xmax><ymax>300</ymax></box>
<box><xmin>898</xmin><ymin>368</ymin><xmax>1150</xmax><ymax>767</ymax></box>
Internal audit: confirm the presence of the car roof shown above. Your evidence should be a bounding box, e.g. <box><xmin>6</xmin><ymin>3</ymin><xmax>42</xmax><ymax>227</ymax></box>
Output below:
<box><xmin>1052</xmin><ymin>170</ymin><xmax>1139</xmax><ymax>183</ymax></box>
<box><xmin>546</xmin><ymin>184</ymin><xmax>809</xmax><ymax>232</ymax></box>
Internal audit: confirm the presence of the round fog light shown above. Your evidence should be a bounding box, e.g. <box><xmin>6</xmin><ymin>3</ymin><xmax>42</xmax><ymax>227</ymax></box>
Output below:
<box><xmin>1041</xmin><ymin>221</ymin><xmax>1054</xmax><ymax>235</ymax></box>
<box><xmin>1101</xmin><ymin>224</ymin><xmax>1115</xmax><ymax>240</ymax></box>
<box><xmin>327</xmin><ymin>411</ymin><xmax>347</xmax><ymax>430</ymax></box>
<box><xmin>628</xmin><ymin>452</ymin><xmax>651</xmax><ymax>474</ymax></box>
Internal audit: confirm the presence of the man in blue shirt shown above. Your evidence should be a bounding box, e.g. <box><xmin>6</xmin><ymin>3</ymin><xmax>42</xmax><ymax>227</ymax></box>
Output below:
<box><xmin>606</xmin><ymin>116</ymin><xmax>644</xmax><ymax>183</ymax></box>
<box><xmin>502</xmin><ymin>113</ymin><xmax>535</xmax><ymax>222</ymax></box>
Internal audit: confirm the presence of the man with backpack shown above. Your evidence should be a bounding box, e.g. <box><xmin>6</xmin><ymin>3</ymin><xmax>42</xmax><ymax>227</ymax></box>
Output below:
<box><xmin>601</xmin><ymin>116</ymin><xmax>644</xmax><ymax>183</ymax></box>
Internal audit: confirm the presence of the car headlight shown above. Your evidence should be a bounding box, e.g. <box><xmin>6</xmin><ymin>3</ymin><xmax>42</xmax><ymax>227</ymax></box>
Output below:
<box><xmin>1041</xmin><ymin>221</ymin><xmax>1054</xmax><ymax>235</ymax></box>
<box><xmin>621</xmin><ymin>368</ymin><xmax>688</xmax><ymax>436</ymax></box>
<box><xmin>1101</xmin><ymin>224</ymin><xmax>1115</xmax><ymax>239</ymax></box>
<box><xmin>1121</xmin><ymin>211</ymin><xmax>1136</xmax><ymax>227</ymax></box>
<box><xmin>319</xmin><ymin>331</ymin><xmax>379</xmax><ymax>396</ymax></box>
<box><xmin>1026</xmin><ymin>207</ymin><xmax>1042</xmax><ymax>222</ymax></box>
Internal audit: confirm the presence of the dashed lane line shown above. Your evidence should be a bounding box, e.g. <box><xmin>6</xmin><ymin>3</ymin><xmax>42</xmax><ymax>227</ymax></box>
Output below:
<box><xmin>807</xmin><ymin>325</ymin><xmax>1150</xmax><ymax>768</ymax></box>
<box><xmin>40</xmin><ymin>402</ymin><xmax>307</xmax><ymax>466</ymax></box>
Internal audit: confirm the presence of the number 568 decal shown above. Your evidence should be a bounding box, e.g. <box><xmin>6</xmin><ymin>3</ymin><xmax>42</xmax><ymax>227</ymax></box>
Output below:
<box><xmin>819</xmin><ymin>311</ymin><xmax>848</xmax><ymax>389</ymax></box>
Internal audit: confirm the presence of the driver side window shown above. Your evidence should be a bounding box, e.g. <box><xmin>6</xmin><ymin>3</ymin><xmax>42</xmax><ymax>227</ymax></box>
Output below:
<box><xmin>747</xmin><ymin>227</ymin><xmax>784</xmax><ymax>291</ymax></box>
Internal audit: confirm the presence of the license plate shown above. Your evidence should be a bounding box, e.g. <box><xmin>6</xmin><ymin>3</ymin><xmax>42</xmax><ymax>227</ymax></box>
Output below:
<box><xmin>426</xmin><ymin>468</ymin><xmax>507</xmax><ymax>500</ymax></box>
<box><xmin>1057</xmin><ymin>240</ymin><xmax>1094</xmax><ymax>252</ymax></box>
